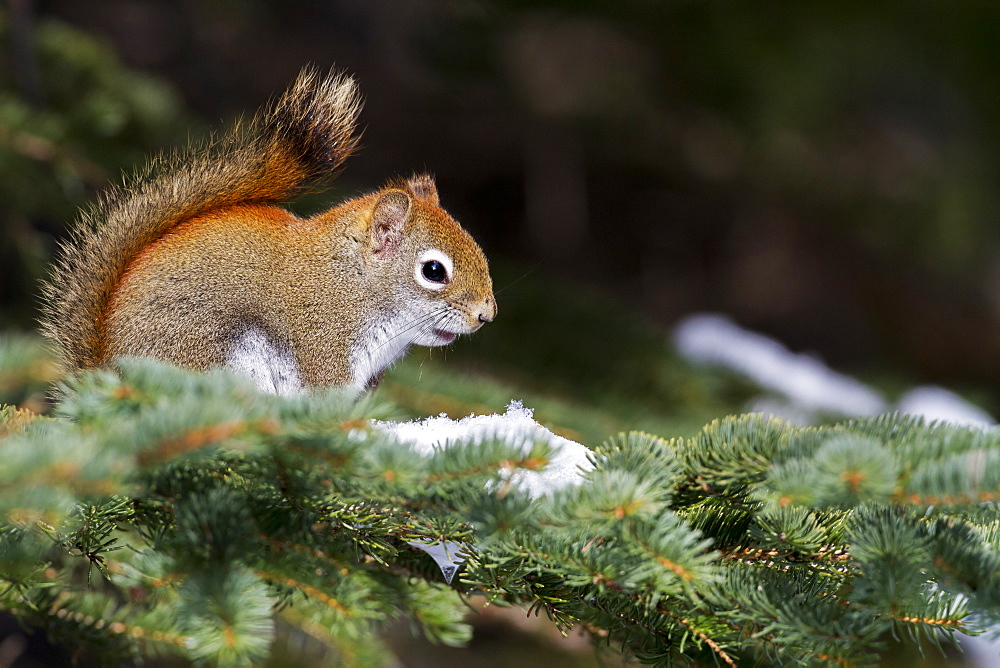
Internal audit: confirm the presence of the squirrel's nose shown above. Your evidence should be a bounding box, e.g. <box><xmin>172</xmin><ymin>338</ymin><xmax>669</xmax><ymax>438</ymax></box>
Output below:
<box><xmin>477</xmin><ymin>297</ymin><xmax>496</xmax><ymax>323</ymax></box>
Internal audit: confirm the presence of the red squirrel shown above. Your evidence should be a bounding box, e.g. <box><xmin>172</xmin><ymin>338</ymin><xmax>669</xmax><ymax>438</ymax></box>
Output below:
<box><xmin>41</xmin><ymin>67</ymin><xmax>496</xmax><ymax>394</ymax></box>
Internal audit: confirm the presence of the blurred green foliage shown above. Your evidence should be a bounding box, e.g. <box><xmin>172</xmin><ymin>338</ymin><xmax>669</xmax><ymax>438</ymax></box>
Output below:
<box><xmin>0</xmin><ymin>8</ymin><xmax>194</xmax><ymax>327</ymax></box>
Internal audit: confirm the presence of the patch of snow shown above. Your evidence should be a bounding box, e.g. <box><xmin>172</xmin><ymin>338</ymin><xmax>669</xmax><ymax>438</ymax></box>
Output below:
<box><xmin>961</xmin><ymin>632</ymin><xmax>1000</xmax><ymax>668</ymax></box>
<box><xmin>379</xmin><ymin>400</ymin><xmax>594</xmax><ymax>499</ymax></box>
<box><xmin>744</xmin><ymin>397</ymin><xmax>819</xmax><ymax>427</ymax></box>
<box><xmin>896</xmin><ymin>385</ymin><xmax>994</xmax><ymax>428</ymax></box>
<box><xmin>378</xmin><ymin>401</ymin><xmax>594</xmax><ymax>579</ymax></box>
<box><xmin>673</xmin><ymin>313</ymin><xmax>995</xmax><ymax>428</ymax></box>
<box><xmin>673</xmin><ymin>313</ymin><xmax>887</xmax><ymax>418</ymax></box>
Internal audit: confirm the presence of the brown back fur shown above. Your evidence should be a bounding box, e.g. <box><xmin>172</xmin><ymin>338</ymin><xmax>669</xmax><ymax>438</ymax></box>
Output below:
<box><xmin>40</xmin><ymin>67</ymin><xmax>362</xmax><ymax>370</ymax></box>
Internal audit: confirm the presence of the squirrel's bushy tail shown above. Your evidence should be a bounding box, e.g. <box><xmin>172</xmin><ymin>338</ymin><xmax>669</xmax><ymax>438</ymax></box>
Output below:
<box><xmin>41</xmin><ymin>67</ymin><xmax>362</xmax><ymax>370</ymax></box>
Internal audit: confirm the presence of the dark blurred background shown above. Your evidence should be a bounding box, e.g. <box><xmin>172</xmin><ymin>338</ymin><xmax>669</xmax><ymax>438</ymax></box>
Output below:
<box><xmin>2</xmin><ymin>0</ymin><xmax>1000</xmax><ymax>399</ymax></box>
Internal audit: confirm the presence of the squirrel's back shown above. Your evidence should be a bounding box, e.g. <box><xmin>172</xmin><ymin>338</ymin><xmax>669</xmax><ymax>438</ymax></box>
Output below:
<box><xmin>40</xmin><ymin>68</ymin><xmax>362</xmax><ymax>370</ymax></box>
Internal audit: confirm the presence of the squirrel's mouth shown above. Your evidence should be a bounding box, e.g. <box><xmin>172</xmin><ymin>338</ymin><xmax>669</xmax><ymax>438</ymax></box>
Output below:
<box><xmin>431</xmin><ymin>328</ymin><xmax>457</xmax><ymax>344</ymax></box>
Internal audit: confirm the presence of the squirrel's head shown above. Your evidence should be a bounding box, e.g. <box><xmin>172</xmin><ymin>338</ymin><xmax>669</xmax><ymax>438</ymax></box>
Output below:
<box><xmin>362</xmin><ymin>174</ymin><xmax>496</xmax><ymax>347</ymax></box>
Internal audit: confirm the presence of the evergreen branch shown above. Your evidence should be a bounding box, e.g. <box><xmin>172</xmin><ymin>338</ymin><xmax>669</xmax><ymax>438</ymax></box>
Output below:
<box><xmin>624</xmin><ymin>514</ymin><xmax>718</xmax><ymax>593</ymax></box>
<box><xmin>277</xmin><ymin>606</ymin><xmax>361</xmax><ymax>664</ymax></box>
<box><xmin>897</xmin><ymin>489</ymin><xmax>1000</xmax><ymax>506</ymax></box>
<box><xmin>4</xmin><ymin>354</ymin><xmax>1000</xmax><ymax>663</ymax></box>
<box><xmin>883</xmin><ymin>612</ymin><xmax>965</xmax><ymax>628</ymax></box>
<box><xmin>98</xmin><ymin>619</ymin><xmax>189</xmax><ymax>649</ymax></box>
<box><xmin>710</xmin><ymin>563</ymin><xmax>884</xmax><ymax>666</ymax></box>
<box><xmin>255</xmin><ymin>569</ymin><xmax>351</xmax><ymax>616</ymax></box>
<box><xmin>9</xmin><ymin>592</ymin><xmax>190</xmax><ymax>654</ymax></box>
<box><xmin>138</xmin><ymin>418</ymin><xmax>280</xmax><ymax>466</ymax></box>
<box><xmin>423</xmin><ymin>438</ymin><xmax>553</xmax><ymax>483</ymax></box>
<box><xmin>655</xmin><ymin>607</ymin><xmax>738</xmax><ymax>668</ymax></box>
<box><xmin>678</xmin><ymin>414</ymin><xmax>795</xmax><ymax>498</ymax></box>
<box><xmin>101</xmin><ymin>555</ymin><xmax>185</xmax><ymax>593</ymax></box>
<box><xmin>555</xmin><ymin>469</ymin><xmax>669</xmax><ymax>526</ymax></box>
<box><xmin>176</xmin><ymin>567</ymin><xmax>274</xmax><ymax>662</ymax></box>
<box><xmin>16</xmin><ymin>464</ymin><xmax>120</xmax><ymax>497</ymax></box>
<box><xmin>423</xmin><ymin>453</ymin><xmax>549</xmax><ymax>483</ymax></box>
<box><xmin>261</xmin><ymin>536</ymin><xmax>351</xmax><ymax>575</ymax></box>
<box><xmin>0</xmin><ymin>405</ymin><xmax>43</xmax><ymax>436</ymax></box>
<box><xmin>488</xmin><ymin>539</ymin><xmax>628</xmax><ymax>594</ymax></box>
<box><xmin>656</xmin><ymin>555</ymin><xmax>692</xmax><ymax>582</ymax></box>
<box><xmin>592</xmin><ymin>431</ymin><xmax>682</xmax><ymax>493</ymax></box>
<box><xmin>814</xmin><ymin>651</ymin><xmax>853</xmax><ymax>666</ymax></box>
<box><xmin>722</xmin><ymin>545</ymin><xmax>851</xmax><ymax>568</ymax></box>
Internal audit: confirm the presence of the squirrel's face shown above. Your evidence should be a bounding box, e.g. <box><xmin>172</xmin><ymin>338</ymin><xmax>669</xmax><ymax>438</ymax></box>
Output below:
<box><xmin>364</xmin><ymin>175</ymin><xmax>496</xmax><ymax>348</ymax></box>
<box><xmin>402</xmin><ymin>217</ymin><xmax>495</xmax><ymax>347</ymax></box>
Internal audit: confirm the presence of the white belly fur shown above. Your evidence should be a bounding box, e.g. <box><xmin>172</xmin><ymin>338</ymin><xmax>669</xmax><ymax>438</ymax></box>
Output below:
<box><xmin>225</xmin><ymin>326</ymin><xmax>303</xmax><ymax>396</ymax></box>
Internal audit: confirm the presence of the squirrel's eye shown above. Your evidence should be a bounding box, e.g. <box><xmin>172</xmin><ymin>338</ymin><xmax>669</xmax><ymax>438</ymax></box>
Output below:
<box><xmin>415</xmin><ymin>249</ymin><xmax>453</xmax><ymax>290</ymax></box>
<box><xmin>422</xmin><ymin>260</ymin><xmax>448</xmax><ymax>283</ymax></box>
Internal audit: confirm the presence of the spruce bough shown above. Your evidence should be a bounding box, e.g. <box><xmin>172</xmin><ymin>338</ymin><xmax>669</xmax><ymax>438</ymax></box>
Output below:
<box><xmin>1</xmin><ymin>353</ymin><xmax>999</xmax><ymax>665</ymax></box>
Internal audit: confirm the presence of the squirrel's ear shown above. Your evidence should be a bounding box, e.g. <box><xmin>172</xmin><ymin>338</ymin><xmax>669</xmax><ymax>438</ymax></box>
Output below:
<box><xmin>370</xmin><ymin>190</ymin><xmax>410</xmax><ymax>256</ymax></box>
<box><xmin>407</xmin><ymin>174</ymin><xmax>439</xmax><ymax>206</ymax></box>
